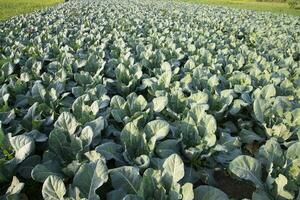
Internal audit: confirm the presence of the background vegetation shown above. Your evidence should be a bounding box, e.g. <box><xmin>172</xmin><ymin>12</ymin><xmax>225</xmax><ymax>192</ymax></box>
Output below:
<box><xmin>179</xmin><ymin>0</ymin><xmax>300</xmax><ymax>16</ymax></box>
<box><xmin>0</xmin><ymin>0</ymin><xmax>62</xmax><ymax>21</ymax></box>
<box><xmin>0</xmin><ymin>0</ymin><xmax>299</xmax><ymax>20</ymax></box>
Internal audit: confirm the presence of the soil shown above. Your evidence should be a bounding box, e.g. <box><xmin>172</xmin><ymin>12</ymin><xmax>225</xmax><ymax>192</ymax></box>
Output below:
<box><xmin>214</xmin><ymin>170</ymin><xmax>256</xmax><ymax>199</ymax></box>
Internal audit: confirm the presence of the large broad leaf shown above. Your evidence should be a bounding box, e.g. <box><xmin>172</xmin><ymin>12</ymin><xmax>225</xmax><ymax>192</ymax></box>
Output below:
<box><xmin>0</xmin><ymin>124</ymin><xmax>6</xmax><ymax>146</ymax></box>
<box><xmin>182</xmin><ymin>105</ymin><xmax>217</xmax><ymax>147</ymax></box>
<box><xmin>54</xmin><ymin>112</ymin><xmax>78</xmax><ymax>135</ymax></box>
<box><xmin>85</xmin><ymin>116</ymin><xmax>105</xmax><ymax>138</ymax></box>
<box><xmin>144</xmin><ymin>120</ymin><xmax>169</xmax><ymax>141</ymax></box>
<box><xmin>5</xmin><ymin>176</ymin><xmax>24</xmax><ymax>199</ymax></box>
<box><xmin>253</xmin><ymin>98</ymin><xmax>267</xmax><ymax>123</ymax></box>
<box><xmin>239</xmin><ymin>129</ymin><xmax>264</xmax><ymax>144</ymax></box>
<box><xmin>229</xmin><ymin>155</ymin><xmax>263</xmax><ymax>188</ymax></box>
<box><xmin>84</xmin><ymin>150</ymin><xmax>105</xmax><ymax>163</ymax></box>
<box><xmin>48</xmin><ymin>129</ymin><xmax>82</xmax><ymax>162</ymax></box>
<box><xmin>292</xmin><ymin>108</ymin><xmax>300</xmax><ymax>126</ymax></box>
<box><xmin>162</xmin><ymin>154</ymin><xmax>184</xmax><ymax>186</ymax></box>
<box><xmin>274</xmin><ymin>174</ymin><xmax>294</xmax><ymax>199</ymax></box>
<box><xmin>181</xmin><ymin>167</ymin><xmax>201</xmax><ymax>184</ymax></box>
<box><xmin>155</xmin><ymin>139</ymin><xmax>180</xmax><ymax>158</ymax></box>
<box><xmin>252</xmin><ymin>189</ymin><xmax>271</xmax><ymax>200</ymax></box>
<box><xmin>73</xmin><ymin>159</ymin><xmax>108</xmax><ymax>200</ymax></box>
<box><xmin>182</xmin><ymin>183</ymin><xmax>194</xmax><ymax>200</ymax></box>
<box><xmin>194</xmin><ymin>185</ymin><xmax>229</xmax><ymax>200</ymax></box>
<box><xmin>110</xmin><ymin>166</ymin><xmax>141</xmax><ymax>194</ymax></box>
<box><xmin>123</xmin><ymin>194</ymin><xmax>144</xmax><ymax>200</ymax></box>
<box><xmin>42</xmin><ymin>175</ymin><xmax>66</xmax><ymax>200</ymax></box>
<box><xmin>95</xmin><ymin>142</ymin><xmax>124</xmax><ymax>164</ymax></box>
<box><xmin>0</xmin><ymin>160</ymin><xmax>11</xmax><ymax>183</ymax></box>
<box><xmin>31</xmin><ymin>160</ymin><xmax>64</xmax><ymax>182</ymax></box>
<box><xmin>257</xmin><ymin>138</ymin><xmax>284</xmax><ymax>167</ymax></box>
<box><xmin>80</xmin><ymin>126</ymin><xmax>93</xmax><ymax>149</ymax></box>
<box><xmin>138</xmin><ymin>168</ymin><xmax>167</xmax><ymax>200</ymax></box>
<box><xmin>260</xmin><ymin>84</ymin><xmax>276</xmax><ymax>99</ymax></box>
<box><xmin>188</xmin><ymin>91</ymin><xmax>209</xmax><ymax>107</ymax></box>
<box><xmin>127</xmin><ymin>93</ymin><xmax>147</xmax><ymax>114</ymax></box>
<box><xmin>31</xmin><ymin>81</ymin><xmax>46</xmax><ymax>102</ymax></box>
<box><xmin>121</xmin><ymin>121</ymin><xmax>148</xmax><ymax>159</ymax></box>
<box><xmin>17</xmin><ymin>155</ymin><xmax>41</xmax><ymax>179</ymax></box>
<box><xmin>110</xmin><ymin>95</ymin><xmax>127</xmax><ymax>122</ymax></box>
<box><xmin>152</xmin><ymin>96</ymin><xmax>168</xmax><ymax>112</ymax></box>
<box><xmin>9</xmin><ymin>134</ymin><xmax>35</xmax><ymax>164</ymax></box>
<box><xmin>106</xmin><ymin>189</ymin><xmax>126</xmax><ymax>200</ymax></box>
<box><xmin>285</xmin><ymin>142</ymin><xmax>300</xmax><ymax>179</ymax></box>
<box><xmin>72</xmin><ymin>95</ymin><xmax>95</xmax><ymax>124</ymax></box>
<box><xmin>286</xmin><ymin>142</ymin><xmax>300</xmax><ymax>160</ymax></box>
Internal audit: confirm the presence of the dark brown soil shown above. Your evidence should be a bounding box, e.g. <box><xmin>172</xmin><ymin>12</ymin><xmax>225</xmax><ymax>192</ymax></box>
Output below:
<box><xmin>214</xmin><ymin>170</ymin><xmax>256</xmax><ymax>199</ymax></box>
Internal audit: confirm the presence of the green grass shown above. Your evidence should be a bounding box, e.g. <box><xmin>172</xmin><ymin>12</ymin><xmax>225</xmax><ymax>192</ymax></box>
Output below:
<box><xmin>0</xmin><ymin>0</ymin><xmax>299</xmax><ymax>22</ymax></box>
<box><xmin>178</xmin><ymin>0</ymin><xmax>300</xmax><ymax>16</ymax></box>
<box><xmin>0</xmin><ymin>0</ymin><xmax>63</xmax><ymax>21</ymax></box>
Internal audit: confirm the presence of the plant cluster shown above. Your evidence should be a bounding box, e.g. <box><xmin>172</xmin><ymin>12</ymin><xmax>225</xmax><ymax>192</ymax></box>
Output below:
<box><xmin>0</xmin><ymin>0</ymin><xmax>300</xmax><ymax>199</ymax></box>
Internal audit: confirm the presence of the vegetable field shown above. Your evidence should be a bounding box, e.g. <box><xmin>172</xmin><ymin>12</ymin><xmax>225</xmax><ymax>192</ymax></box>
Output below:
<box><xmin>179</xmin><ymin>0</ymin><xmax>300</xmax><ymax>16</ymax></box>
<box><xmin>0</xmin><ymin>0</ymin><xmax>300</xmax><ymax>199</ymax></box>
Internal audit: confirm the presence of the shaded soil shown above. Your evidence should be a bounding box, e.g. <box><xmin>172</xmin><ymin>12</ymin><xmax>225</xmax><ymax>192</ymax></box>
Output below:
<box><xmin>214</xmin><ymin>170</ymin><xmax>256</xmax><ymax>199</ymax></box>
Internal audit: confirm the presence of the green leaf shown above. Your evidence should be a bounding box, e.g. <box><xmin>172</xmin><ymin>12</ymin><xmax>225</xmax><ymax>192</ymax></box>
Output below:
<box><xmin>257</xmin><ymin>138</ymin><xmax>284</xmax><ymax>167</ymax></box>
<box><xmin>80</xmin><ymin>126</ymin><xmax>93</xmax><ymax>148</ymax></box>
<box><xmin>253</xmin><ymin>98</ymin><xmax>266</xmax><ymax>123</ymax></box>
<box><xmin>42</xmin><ymin>175</ymin><xmax>66</xmax><ymax>200</ymax></box>
<box><xmin>31</xmin><ymin>161</ymin><xmax>64</xmax><ymax>182</ymax></box>
<box><xmin>155</xmin><ymin>139</ymin><xmax>180</xmax><ymax>158</ymax></box>
<box><xmin>274</xmin><ymin>174</ymin><xmax>294</xmax><ymax>199</ymax></box>
<box><xmin>188</xmin><ymin>91</ymin><xmax>209</xmax><ymax>107</ymax></box>
<box><xmin>194</xmin><ymin>185</ymin><xmax>229</xmax><ymax>200</ymax></box>
<box><xmin>229</xmin><ymin>155</ymin><xmax>263</xmax><ymax>188</ymax></box>
<box><xmin>0</xmin><ymin>124</ymin><xmax>5</xmax><ymax>146</ymax></box>
<box><xmin>121</xmin><ymin>121</ymin><xmax>149</xmax><ymax>159</ymax></box>
<box><xmin>48</xmin><ymin>129</ymin><xmax>80</xmax><ymax>162</ymax></box>
<box><xmin>138</xmin><ymin>168</ymin><xmax>167</xmax><ymax>200</ymax></box>
<box><xmin>32</xmin><ymin>81</ymin><xmax>46</xmax><ymax>101</ymax></box>
<box><xmin>5</xmin><ymin>176</ymin><xmax>24</xmax><ymax>198</ymax></box>
<box><xmin>292</xmin><ymin>108</ymin><xmax>300</xmax><ymax>126</ymax></box>
<box><xmin>153</xmin><ymin>96</ymin><xmax>168</xmax><ymax>112</ymax></box>
<box><xmin>127</xmin><ymin>93</ymin><xmax>147</xmax><ymax>113</ymax></box>
<box><xmin>239</xmin><ymin>129</ymin><xmax>264</xmax><ymax>144</ymax></box>
<box><xmin>261</xmin><ymin>84</ymin><xmax>276</xmax><ymax>99</ymax></box>
<box><xmin>95</xmin><ymin>142</ymin><xmax>124</xmax><ymax>163</ymax></box>
<box><xmin>110</xmin><ymin>166</ymin><xmax>141</xmax><ymax>194</ymax></box>
<box><xmin>286</xmin><ymin>142</ymin><xmax>300</xmax><ymax>160</ymax></box>
<box><xmin>107</xmin><ymin>189</ymin><xmax>126</xmax><ymax>200</ymax></box>
<box><xmin>72</xmin><ymin>95</ymin><xmax>95</xmax><ymax>124</ymax></box>
<box><xmin>54</xmin><ymin>112</ymin><xmax>79</xmax><ymax>135</ymax></box>
<box><xmin>252</xmin><ymin>189</ymin><xmax>271</xmax><ymax>200</ymax></box>
<box><xmin>110</xmin><ymin>95</ymin><xmax>126</xmax><ymax>109</ymax></box>
<box><xmin>73</xmin><ymin>159</ymin><xmax>108</xmax><ymax>199</ymax></box>
<box><xmin>111</xmin><ymin>95</ymin><xmax>127</xmax><ymax>123</ymax></box>
<box><xmin>85</xmin><ymin>116</ymin><xmax>105</xmax><ymax>138</ymax></box>
<box><xmin>123</xmin><ymin>194</ymin><xmax>143</xmax><ymax>200</ymax></box>
<box><xmin>158</xmin><ymin>72</ymin><xmax>171</xmax><ymax>88</ymax></box>
<box><xmin>0</xmin><ymin>159</ymin><xmax>11</xmax><ymax>183</ymax></box>
<box><xmin>144</xmin><ymin>120</ymin><xmax>169</xmax><ymax>141</ymax></box>
<box><xmin>162</xmin><ymin>154</ymin><xmax>184</xmax><ymax>184</ymax></box>
<box><xmin>182</xmin><ymin>183</ymin><xmax>194</xmax><ymax>200</ymax></box>
<box><xmin>9</xmin><ymin>134</ymin><xmax>35</xmax><ymax>164</ymax></box>
<box><xmin>17</xmin><ymin>155</ymin><xmax>41</xmax><ymax>179</ymax></box>
<box><xmin>84</xmin><ymin>150</ymin><xmax>105</xmax><ymax>163</ymax></box>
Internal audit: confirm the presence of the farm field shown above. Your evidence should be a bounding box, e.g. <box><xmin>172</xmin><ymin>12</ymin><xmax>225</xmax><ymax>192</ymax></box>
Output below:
<box><xmin>180</xmin><ymin>0</ymin><xmax>300</xmax><ymax>16</ymax></box>
<box><xmin>0</xmin><ymin>0</ymin><xmax>300</xmax><ymax>199</ymax></box>
<box><xmin>0</xmin><ymin>0</ymin><xmax>63</xmax><ymax>21</ymax></box>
